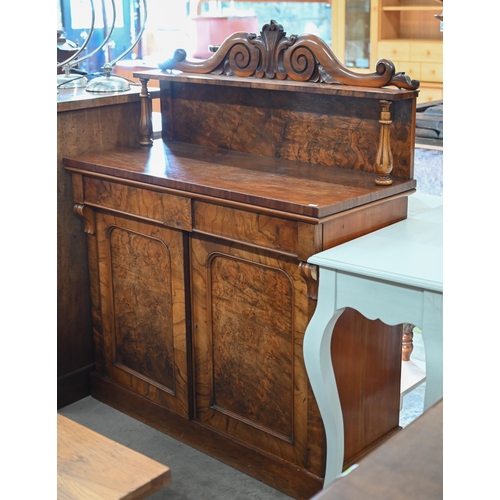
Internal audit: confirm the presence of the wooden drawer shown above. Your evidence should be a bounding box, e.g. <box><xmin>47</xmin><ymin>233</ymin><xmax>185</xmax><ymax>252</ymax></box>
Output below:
<box><xmin>418</xmin><ymin>85</ymin><xmax>443</xmax><ymax>104</ymax></box>
<box><xmin>83</xmin><ymin>177</ymin><xmax>192</xmax><ymax>231</ymax></box>
<box><xmin>378</xmin><ymin>41</ymin><xmax>410</xmax><ymax>62</ymax></box>
<box><xmin>420</xmin><ymin>62</ymin><xmax>443</xmax><ymax>83</ymax></box>
<box><xmin>193</xmin><ymin>201</ymin><xmax>298</xmax><ymax>255</ymax></box>
<box><xmin>390</xmin><ymin>60</ymin><xmax>421</xmax><ymax>81</ymax></box>
<box><xmin>410</xmin><ymin>42</ymin><xmax>443</xmax><ymax>63</ymax></box>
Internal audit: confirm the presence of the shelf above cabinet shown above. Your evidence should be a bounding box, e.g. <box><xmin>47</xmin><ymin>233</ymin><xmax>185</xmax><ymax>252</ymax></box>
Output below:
<box><xmin>383</xmin><ymin>6</ymin><xmax>442</xmax><ymax>11</ymax></box>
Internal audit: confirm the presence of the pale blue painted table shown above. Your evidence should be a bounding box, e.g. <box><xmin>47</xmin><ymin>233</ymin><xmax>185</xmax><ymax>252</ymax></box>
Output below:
<box><xmin>303</xmin><ymin>193</ymin><xmax>443</xmax><ymax>487</ymax></box>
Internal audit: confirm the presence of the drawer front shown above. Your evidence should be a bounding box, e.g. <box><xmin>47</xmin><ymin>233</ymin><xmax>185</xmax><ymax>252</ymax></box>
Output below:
<box><xmin>420</xmin><ymin>62</ymin><xmax>443</xmax><ymax>83</ymax></box>
<box><xmin>391</xmin><ymin>60</ymin><xmax>421</xmax><ymax>81</ymax></box>
<box><xmin>84</xmin><ymin>177</ymin><xmax>192</xmax><ymax>230</ymax></box>
<box><xmin>410</xmin><ymin>42</ymin><xmax>443</xmax><ymax>63</ymax></box>
<box><xmin>418</xmin><ymin>85</ymin><xmax>443</xmax><ymax>104</ymax></box>
<box><xmin>378</xmin><ymin>41</ymin><xmax>410</xmax><ymax>62</ymax></box>
<box><xmin>193</xmin><ymin>201</ymin><xmax>298</xmax><ymax>255</ymax></box>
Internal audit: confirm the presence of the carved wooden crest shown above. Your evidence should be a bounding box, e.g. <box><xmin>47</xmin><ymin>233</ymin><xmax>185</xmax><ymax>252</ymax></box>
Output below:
<box><xmin>159</xmin><ymin>20</ymin><xmax>419</xmax><ymax>90</ymax></box>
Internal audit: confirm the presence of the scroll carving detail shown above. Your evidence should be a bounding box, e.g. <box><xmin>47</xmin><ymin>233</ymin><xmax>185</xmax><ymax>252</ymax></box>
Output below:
<box><xmin>74</xmin><ymin>204</ymin><xmax>95</xmax><ymax>235</ymax></box>
<box><xmin>159</xmin><ymin>20</ymin><xmax>419</xmax><ymax>90</ymax></box>
<box><xmin>299</xmin><ymin>262</ymin><xmax>318</xmax><ymax>300</ymax></box>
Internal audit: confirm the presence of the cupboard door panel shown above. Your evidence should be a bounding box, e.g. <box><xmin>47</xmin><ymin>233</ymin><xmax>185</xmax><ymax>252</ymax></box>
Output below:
<box><xmin>96</xmin><ymin>212</ymin><xmax>190</xmax><ymax>418</ymax></box>
<box><xmin>191</xmin><ymin>235</ymin><xmax>321</xmax><ymax>472</ymax></box>
<box><xmin>111</xmin><ymin>227</ymin><xmax>175</xmax><ymax>389</ymax></box>
<box><xmin>210</xmin><ymin>254</ymin><xmax>294</xmax><ymax>438</ymax></box>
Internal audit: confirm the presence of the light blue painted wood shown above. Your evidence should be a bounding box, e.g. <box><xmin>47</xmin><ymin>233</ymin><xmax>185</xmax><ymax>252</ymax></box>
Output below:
<box><xmin>303</xmin><ymin>193</ymin><xmax>443</xmax><ymax>488</ymax></box>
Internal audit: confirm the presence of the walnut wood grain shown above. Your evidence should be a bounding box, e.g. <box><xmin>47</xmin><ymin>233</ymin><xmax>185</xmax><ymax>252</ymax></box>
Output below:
<box><xmin>156</xmin><ymin>82</ymin><xmax>415</xmax><ymax>180</ymax></box>
<box><xmin>84</xmin><ymin>176</ymin><xmax>192</xmax><ymax>231</ymax></box>
<box><xmin>57</xmin><ymin>414</ymin><xmax>171</xmax><ymax>500</ymax></box>
<box><xmin>191</xmin><ymin>235</ymin><xmax>316</xmax><ymax>470</ymax></box>
<box><xmin>210</xmin><ymin>255</ymin><xmax>294</xmax><ymax>437</ymax></box>
<box><xmin>63</xmin><ymin>141</ymin><xmax>416</xmax><ymax>219</ymax></box>
<box><xmin>193</xmin><ymin>201</ymin><xmax>298</xmax><ymax>254</ymax></box>
<box><xmin>58</xmin><ymin>92</ymin><xmax>151</xmax><ymax>408</ymax></box>
<box><xmin>95</xmin><ymin>212</ymin><xmax>190</xmax><ymax>418</ymax></box>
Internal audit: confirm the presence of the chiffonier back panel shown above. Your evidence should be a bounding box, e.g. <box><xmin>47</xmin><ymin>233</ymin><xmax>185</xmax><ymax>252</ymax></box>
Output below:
<box><xmin>160</xmin><ymin>80</ymin><xmax>415</xmax><ymax>179</ymax></box>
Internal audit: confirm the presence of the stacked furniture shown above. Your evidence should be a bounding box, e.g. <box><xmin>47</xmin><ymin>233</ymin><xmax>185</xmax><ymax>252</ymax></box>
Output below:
<box><xmin>371</xmin><ymin>0</ymin><xmax>443</xmax><ymax>103</ymax></box>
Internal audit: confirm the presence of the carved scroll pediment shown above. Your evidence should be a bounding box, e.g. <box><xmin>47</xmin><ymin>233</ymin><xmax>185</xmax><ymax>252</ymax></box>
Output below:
<box><xmin>159</xmin><ymin>20</ymin><xmax>419</xmax><ymax>90</ymax></box>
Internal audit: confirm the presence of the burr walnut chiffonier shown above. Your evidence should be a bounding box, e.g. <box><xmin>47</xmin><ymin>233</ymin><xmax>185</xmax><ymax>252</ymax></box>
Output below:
<box><xmin>63</xmin><ymin>21</ymin><xmax>420</xmax><ymax>500</ymax></box>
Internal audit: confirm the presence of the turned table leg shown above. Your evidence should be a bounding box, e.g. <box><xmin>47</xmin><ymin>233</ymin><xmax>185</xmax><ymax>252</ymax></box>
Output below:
<box><xmin>402</xmin><ymin>323</ymin><xmax>414</xmax><ymax>362</ymax></box>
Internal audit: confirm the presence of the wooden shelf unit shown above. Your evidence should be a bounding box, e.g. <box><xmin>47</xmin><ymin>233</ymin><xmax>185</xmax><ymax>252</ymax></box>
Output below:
<box><xmin>372</xmin><ymin>0</ymin><xmax>443</xmax><ymax>103</ymax></box>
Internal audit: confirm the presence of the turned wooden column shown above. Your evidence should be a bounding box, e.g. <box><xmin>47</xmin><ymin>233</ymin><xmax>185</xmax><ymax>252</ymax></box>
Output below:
<box><xmin>402</xmin><ymin>323</ymin><xmax>415</xmax><ymax>362</ymax></box>
<box><xmin>375</xmin><ymin>100</ymin><xmax>394</xmax><ymax>186</ymax></box>
<box><xmin>139</xmin><ymin>77</ymin><xmax>153</xmax><ymax>146</ymax></box>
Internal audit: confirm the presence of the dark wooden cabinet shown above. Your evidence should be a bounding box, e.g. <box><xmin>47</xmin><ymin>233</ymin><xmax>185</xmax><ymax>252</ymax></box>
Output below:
<box><xmin>64</xmin><ymin>146</ymin><xmax>411</xmax><ymax>498</ymax></box>
<box><xmin>62</xmin><ymin>22</ymin><xmax>421</xmax><ymax>499</ymax></box>
<box><xmin>57</xmin><ymin>86</ymin><xmax>159</xmax><ymax>409</ymax></box>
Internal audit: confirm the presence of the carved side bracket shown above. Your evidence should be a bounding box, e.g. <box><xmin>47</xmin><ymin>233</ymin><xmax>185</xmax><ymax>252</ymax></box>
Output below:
<box><xmin>74</xmin><ymin>204</ymin><xmax>95</xmax><ymax>235</ymax></box>
<box><xmin>159</xmin><ymin>20</ymin><xmax>419</xmax><ymax>90</ymax></box>
<box><xmin>299</xmin><ymin>262</ymin><xmax>318</xmax><ymax>300</ymax></box>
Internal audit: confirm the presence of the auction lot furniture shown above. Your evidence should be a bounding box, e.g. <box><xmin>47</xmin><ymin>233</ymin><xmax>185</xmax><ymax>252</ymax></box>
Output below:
<box><xmin>62</xmin><ymin>21</ymin><xmax>420</xmax><ymax>499</ymax></box>
<box><xmin>304</xmin><ymin>198</ymin><xmax>442</xmax><ymax>486</ymax></box>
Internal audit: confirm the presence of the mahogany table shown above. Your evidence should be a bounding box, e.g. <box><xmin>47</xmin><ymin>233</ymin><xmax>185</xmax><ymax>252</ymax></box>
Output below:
<box><xmin>303</xmin><ymin>194</ymin><xmax>443</xmax><ymax>486</ymax></box>
<box><xmin>57</xmin><ymin>414</ymin><xmax>171</xmax><ymax>499</ymax></box>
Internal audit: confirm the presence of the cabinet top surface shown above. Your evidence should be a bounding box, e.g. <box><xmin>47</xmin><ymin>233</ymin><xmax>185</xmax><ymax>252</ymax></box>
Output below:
<box><xmin>63</xmin><ymin>139</ymin><xmax>415</xmax><ymax>219</ymax></box>
<box><xmin>57</xmin><ymin>86</ymin><xmax>160</xmax><ymax>113</ymax></box>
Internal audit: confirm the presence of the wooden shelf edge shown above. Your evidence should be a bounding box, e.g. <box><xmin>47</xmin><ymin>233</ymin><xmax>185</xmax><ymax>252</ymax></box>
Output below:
<box><xmin>383</xmin><ymin>6</ymin><xmax>442</xmax><ymax>11</ymax></box>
